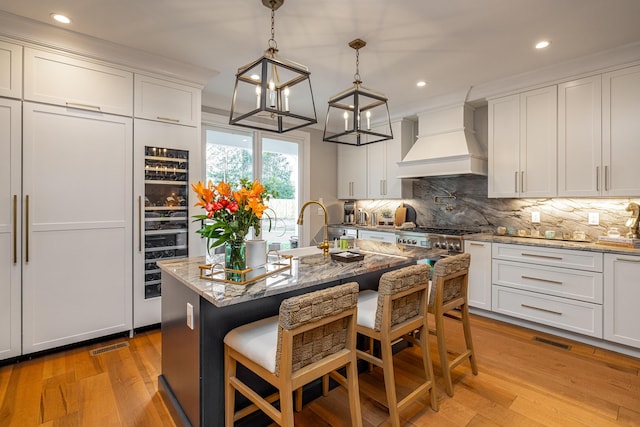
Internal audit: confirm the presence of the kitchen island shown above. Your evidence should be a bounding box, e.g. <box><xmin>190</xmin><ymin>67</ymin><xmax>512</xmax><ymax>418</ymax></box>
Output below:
<box><xmin>157</xmin><ymin>239</ymin><xmax>444</xmax><ymax>427</ymax></box>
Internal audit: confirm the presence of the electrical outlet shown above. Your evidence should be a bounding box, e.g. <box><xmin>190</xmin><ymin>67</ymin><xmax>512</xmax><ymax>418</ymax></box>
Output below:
<box><xmin>186</xmin><ymin>302</ymin><xmax>194</xmax><ymax>330</ymax></box>
<box><xmin>531</xmin><ymin>212</ymin><xmax>540</xmax><ymax>223</ymax></box>
<box><xmin>588</xmin><ymin>212</ymin><xmax>599</xmax><ymax>225</ymax></box>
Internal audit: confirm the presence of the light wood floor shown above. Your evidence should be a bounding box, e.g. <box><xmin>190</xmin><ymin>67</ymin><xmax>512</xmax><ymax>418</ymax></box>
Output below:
<box><xmin>1</xmin><ymin>314</ymin><xmax>639</xmax><ymax>426</ymax></box>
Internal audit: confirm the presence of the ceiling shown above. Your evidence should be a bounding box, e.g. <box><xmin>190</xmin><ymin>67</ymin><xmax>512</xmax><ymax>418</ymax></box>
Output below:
<box><xmin>2</xmin><ymin>0</ymin><xmax>640</xmax><ymax>124</ymax></box>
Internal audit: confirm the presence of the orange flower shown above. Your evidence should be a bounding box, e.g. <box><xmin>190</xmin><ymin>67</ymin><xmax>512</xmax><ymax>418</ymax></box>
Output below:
<box><xmin>192</xmin><ymin>180</ymin><xmax>214</xmax><ymax>207</ymax></box>
<box><xmin>215</xmin><ymin>181</ymin><xmax>231</xmax><ymax>198</ymax></box>
<box><xmin>247</xmin><ymin>197</ymin><xmax>267</xmax><ymax>218</ymax></box>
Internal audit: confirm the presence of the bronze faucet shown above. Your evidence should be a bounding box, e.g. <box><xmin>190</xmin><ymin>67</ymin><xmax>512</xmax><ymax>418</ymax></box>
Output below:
<box><xmin>297</xmin><ymin>200</ymin><xmax>330</xmax><ymax>256</ymax></box>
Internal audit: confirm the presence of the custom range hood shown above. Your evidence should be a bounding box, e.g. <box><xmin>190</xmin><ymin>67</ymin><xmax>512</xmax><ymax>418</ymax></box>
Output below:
<box><xmin>397</xmin><ymin>103</ymin><xmax>487</xmax><ymax>178</ymax></box>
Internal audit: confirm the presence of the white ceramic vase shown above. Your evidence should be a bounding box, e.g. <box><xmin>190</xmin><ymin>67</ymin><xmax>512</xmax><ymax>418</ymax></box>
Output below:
<box><xmin>245</xmin><ymin>239</ymin><xmax>267</xmax><ymax>268</ymax></box>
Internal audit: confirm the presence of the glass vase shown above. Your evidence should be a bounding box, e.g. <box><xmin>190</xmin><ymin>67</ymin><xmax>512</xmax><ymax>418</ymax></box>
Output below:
<box><xmin>225</xmin><ymin>240</ymin><xmax>246</xmax><ymax>282</ymax></box>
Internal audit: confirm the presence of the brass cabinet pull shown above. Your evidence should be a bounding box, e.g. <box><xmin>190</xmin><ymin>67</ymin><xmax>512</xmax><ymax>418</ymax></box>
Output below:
<box><xmin>604</xmin><ymin>165</ymin><xmax>609</xmax><ymax>191</ymax></box>
<box><xmin>521</xmin><ymin>275</ymin><xmax>563</xmax><ymax>285</ymax></box>
<box><xmin>66</xmin><ymin>102</ymin><xmax>101</xmax><ymax>112</ymax></box>
<box><xmin>596</xmin><ymin>166</ymin><xmax>600</xmax><ymax>191</ymax></box>
<box><xmin>616</xmin><ymin>257</ymin><xmax>640</xmax><ymax>263</ymax></box>
<box><xmin>156</xmin><ymin>116</ymin><xmax>180</xmax><ymax>123</ymax></box>
<box><xmin>13</xmin><ymin>195</ymin><xmax>17</xmax><ymax>264</ymax></box>
<box><xmin>521</xmin><ymin>304</ymin><xmax>563</xmax><ymax>316</ymax></box>
<box><xmin>25</xmin><ymin>194</ymin><xmax>29</xmax><ymax>263</ymax></box>
<box><xmin>514</xmin><ymin>171</ymin><xmax>518</xmax><ymax>193</ymax></box>
<box><xmin>521</xmin><ymin>252</ymin><xmax>563</xmax><ymax>260</ymax></box>
<box><xmin>138</xmin><ymin>196</ymin><xmax>143</xmax><ymax>252</ymax></box>
<box><xmin>521</xmin><ymin>171</ymin><xmax>525</xmax><ymax>193</ymax></box>
<box><xmin>380</xmin><ymin>180</ymin><xmax>384</xmax><ymax>195</ymax></box>
<box><xmin>469</xmin><ymin>242</ymin><xmax>485</xmax><ymax>247</ymax></box>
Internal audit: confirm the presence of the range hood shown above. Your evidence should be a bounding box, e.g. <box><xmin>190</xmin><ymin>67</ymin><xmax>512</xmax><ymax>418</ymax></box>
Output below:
<box><xmin>397</xmin><ymin>103</ymin><xmax>487</xmax><ymax>178</ymax></box>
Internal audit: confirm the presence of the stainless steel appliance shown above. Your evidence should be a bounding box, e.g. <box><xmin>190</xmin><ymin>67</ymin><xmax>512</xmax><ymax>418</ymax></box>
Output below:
<box><xmin>395</xmin><ymin>226</ymin><xmax>480</xmax><ymax>254</ymax></box>
<box><xmin>343</xmin><ymin>201</ymin><xmax>356</xmax><ymax>224</ymax></box>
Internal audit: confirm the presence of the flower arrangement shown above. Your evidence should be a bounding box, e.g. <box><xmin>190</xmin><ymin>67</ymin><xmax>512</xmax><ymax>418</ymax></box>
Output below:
<box><xmin>192</xmin><ymin>178</ymin><xmax>272</xmax><ymax>250</ymax></box>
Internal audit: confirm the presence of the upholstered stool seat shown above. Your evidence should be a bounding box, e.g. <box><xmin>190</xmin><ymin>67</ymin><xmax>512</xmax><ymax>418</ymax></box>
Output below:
<box><xmin>355</xmin><ymin>264</ymin><xmax>438</xmax><ymax>427</ymax></box>
<box><xmin>224</xmin><ymin>282</ymin><xmax>362</xmax><ymax>427</ymax></box>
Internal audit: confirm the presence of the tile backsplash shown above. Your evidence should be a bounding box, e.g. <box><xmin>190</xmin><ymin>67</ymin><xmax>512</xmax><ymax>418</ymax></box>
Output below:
<box><xmin>356</xmin><ymin>175</ymin><xmax>639</xmax><ymax>241</ymax></box>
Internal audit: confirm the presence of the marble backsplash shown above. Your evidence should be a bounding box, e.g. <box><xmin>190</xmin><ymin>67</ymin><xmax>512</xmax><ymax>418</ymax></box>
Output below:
<box><xmin>356</xmin><ymin>175</ymin><xmax>640</xmax><ymax>241</ymax></box>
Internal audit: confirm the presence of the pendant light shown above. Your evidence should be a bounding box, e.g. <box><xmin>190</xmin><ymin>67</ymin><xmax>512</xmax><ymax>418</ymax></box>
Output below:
<box><xmin>323</xmin><ymin>39</ymin><xmax>393</xmax><ymax>146</ymax></box>
<box><xmin>229</xmin><ymin>0</ymin><xmax>317</xmax><ymax>133</ymax></box>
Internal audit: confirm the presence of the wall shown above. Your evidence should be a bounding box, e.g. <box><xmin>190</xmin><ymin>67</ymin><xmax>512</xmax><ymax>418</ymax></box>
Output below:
<box><xmin>357</xmin><ymin>174</ymin><xmax>639</xmax><ymax>242</ymax></box>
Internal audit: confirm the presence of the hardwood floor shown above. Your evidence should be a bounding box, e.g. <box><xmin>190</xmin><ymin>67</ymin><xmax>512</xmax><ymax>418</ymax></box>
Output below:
<box><xmin>1</xmin><ymin>314</ymin><xmax>639</xmax><ymax>426</ymax></box>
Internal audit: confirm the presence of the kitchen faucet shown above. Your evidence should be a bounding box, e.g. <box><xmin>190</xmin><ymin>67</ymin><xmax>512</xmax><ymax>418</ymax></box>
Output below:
<box><xmin>297</xmin><ymin>200</ymin><xmax>330</xmax><ymax>256</ymax></box>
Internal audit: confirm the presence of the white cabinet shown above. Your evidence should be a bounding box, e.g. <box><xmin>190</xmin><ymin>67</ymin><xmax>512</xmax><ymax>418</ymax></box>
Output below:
<box><xmin>21</xmin><ymin>102</ymin><xmax>132</xmax><ymax>354</ymax></box>
<box><xmin>0</xmin><ymin>98</ymin><xmax>21</xmax><ymax>360</ymax></box>
<box><xmin>134</xmin><ymin>74</ymin><xmax>201</xmax><ymax>127</ymax></box>
<box><xmin>602</xmin><ymin>65</ymin><xmax>640</xmax><ymax>196</ymax></box>
<box><xmin>465</xmin><ymin>240</ymin><xmax>492</xmax><ymax>310</ymax></box>
<box><xmin>604</xmin><ymin>253</ymin><xmax>640</xmax><ymax>349</ymax></box>
<box><xmin>133</xmin><ymin>120</ymin><xmax>200</xmax><ymax>328</ymax></box>
<box><xmin>491</xmin><ymin>244</ymin><xmax>603</xmax><ymax>338</ymax></box>
<box><xmin>23</xmin><ymin>47</ymin><xmax>133</xmax><ymax>116</ymax></box>
<box><xmin>558</xmin><ymin>75</ymin><xmax>602</xmax><ymax>196</ymax></box>
<box><xmin>488</xmin><ymin>86</ymin><xmax>557</xmax><ymax>198</ymax></box>
<box><xmin>337</xmin><ymin>144</ymin><xmax>367</xmax><ymax>199</ymax></box>
<box><xmin>367</xmin><ymin>119</ymin><xmax>414</xmax><ymax>199</ymax></box>
<box><xmin>0</xmin><ymin>41</ymin><xmax>22</xmax><ymax>99</ymax></box>
<box><xmin>357</xmin><ymin>229</ymin><xmax>396</xmax><ymax>243</ymax></box>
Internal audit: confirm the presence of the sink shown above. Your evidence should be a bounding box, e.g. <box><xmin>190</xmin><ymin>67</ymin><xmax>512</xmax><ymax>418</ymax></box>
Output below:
<box><xmin>278</xmin><ymin>246</ymin><xmax>323</xmax><ymax>258</ymax></box>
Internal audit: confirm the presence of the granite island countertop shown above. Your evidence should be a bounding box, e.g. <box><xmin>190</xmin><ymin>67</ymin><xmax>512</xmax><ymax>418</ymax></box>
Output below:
<box><xmin>157</xmin><ymin>239</ymin><xmax>446</xmax><ymax>308</ymax></box>
<box><xmin>465</xmin><ymin>233</ymin><xmax>640</xmax><ymax>256</ymax></box>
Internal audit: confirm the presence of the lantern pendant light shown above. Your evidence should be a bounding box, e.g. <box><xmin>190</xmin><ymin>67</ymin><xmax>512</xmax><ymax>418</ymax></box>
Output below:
<box><xmin>323</xmin><ymin>39</ymin><xmax>393</xmax><ymax>146</ymax></box>
<box><xmin>229</xmin><ymin>0</ymin><xmax>317</xmax><ymax>133</ymax></box>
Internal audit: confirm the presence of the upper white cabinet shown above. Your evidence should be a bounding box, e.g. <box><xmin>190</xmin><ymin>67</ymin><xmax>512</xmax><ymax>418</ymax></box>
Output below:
<box><xmin>337</xmin><ymin>144</ymin><xmax>367</xmax><ymax>199</ymax></box>
<box><xmin>367</xmin><ymin>119</ymin><xmax>414</xmax><ymax>199</ymax></box>
<box><xmin>134</xmin><ymin>74</ymin><xmax>201</xmax><ymax>127</ymax></box>
<box><xmin>465</xmin><ymin>240</ymin><xmax>492</xmax><ymax>310</ymax></box>
<box><xmin>558</xmin><ymin>75</ymin><xmax>602</xmax><ymax>196</ymax></box>
<box><xmin>0</xmin><ymin>40</ymin><xmax>22</xmax><ymax>99</ymax></box>
<box><xmin>23</xmin><ymin>47</ymin><xmax>133</xmax><ymax>116</ymax></box>
<box><xmin>604</xmin><ymin>253</ymin><xmax>640</xmax><ymax>349</ymax></box>
<box><xmin>602</xmin><ymin>65</ymin><xmax>640</xmax><ymax>196</ymax></box>
<box><xmin>488</xmin><ymin>86</ymin><xmax>557</xmax><ymax>198</ymax></box>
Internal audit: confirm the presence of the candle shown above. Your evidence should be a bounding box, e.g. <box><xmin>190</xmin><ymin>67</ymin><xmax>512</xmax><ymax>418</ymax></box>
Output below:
<box><xmin>343</xmin><ymin>111</ymin><xmax>349</xmax><ymax>131</ymax></box>
<box><xmin>283</xmin><ymin>87</ymin><xmax>290</xmax><ymax>112</ymax></box>
<box><xmin>366</xmin><ymin>111</ymin><xmax>371</xmax><ymax>130</ymax></box>
<box><xmin>255</xmin><ymin>85</ymin><xmax>261</xmax><ymax>109</ymax></box>
<box><xmin>269</xmin><ymin>80</ymin><xmax>276</xmax><ymax>108</ymax></box>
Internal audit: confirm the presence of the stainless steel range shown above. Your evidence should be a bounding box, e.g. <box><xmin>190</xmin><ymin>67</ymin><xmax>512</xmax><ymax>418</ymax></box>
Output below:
<box><xmin>395</xmin><ymin>227</ymin><xmax>479</xmax><ymax>254</ymax></box>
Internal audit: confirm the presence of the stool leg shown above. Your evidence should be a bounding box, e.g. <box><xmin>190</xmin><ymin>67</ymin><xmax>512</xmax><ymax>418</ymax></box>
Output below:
<box><xmin>280</xmin><ymin>384</ymin><xmax>295</xmax><ymax>427</ymax></box>
<box><xmin>436</xmin><ymin>312</ymin><xmax>454</xmax><ymax>397</ymax></box>
<box><xmin>461</xmin><ymin>303</ymin><xmax>478</xmax><ymax>375</ymax></box>
<box><xmin>295</xmin><ymin>388</ymin><xmax>303</xmax><ymax>412</ymax></box>
<box><xmin>346</xmin><ymin>358</ymin><xmax>363</xmax><ymax>427</ymax></box>
<box><xmin>224</xmin><ymin>346</ymin><xmax>236</xmax><ymax>427</ymax></box>
<box><xmin>419</xmin><ymin>325</ymin><xmax>438</xmax><ymax>411</ymax></box>
<box><xmin>380</xmin><ymin>336</ymin><xmax>401</xmax><ymax>427</ymax></box>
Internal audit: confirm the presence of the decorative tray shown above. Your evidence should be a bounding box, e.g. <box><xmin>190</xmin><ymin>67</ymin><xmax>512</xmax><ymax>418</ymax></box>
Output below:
<box><xmin>330</xmin><ymin>251</ymin><xmax>365</xmax><ymax>263</ymax></box>
<box><xmin>198</xmin><ymin>254</ymin><xmax>293</xmax><ymax>285</ymax></box>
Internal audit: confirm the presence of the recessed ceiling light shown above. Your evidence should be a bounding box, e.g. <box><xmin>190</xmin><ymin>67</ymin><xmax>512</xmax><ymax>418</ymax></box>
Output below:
<box><xmin>416</xmin><ymin>81</ymin><xmax>428</xmax><ymax>87</ymax></box>
<box><xmin>51</xmin><ymin>13</ymin><xmax>71</xmax><ymax>24</ymax></box>
<box><xmin>535</xmin><ymin>40</ymin><xmax>551</xmax><ymax>49</ymax></box>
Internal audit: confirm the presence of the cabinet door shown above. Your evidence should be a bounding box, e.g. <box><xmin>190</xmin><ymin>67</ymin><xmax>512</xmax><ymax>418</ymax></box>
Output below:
<box><xmin>134</xmin><ymin>74</ymin><xmax>201</xmax><ymax>127</ymax></box>
<box><xmin>22</xmin><ymin>102</ymin><xmax>132</xmax><ymax>354</ymax></box>
<box><xmin>0</xmin><ymin>40</ymin><xmax>22</xmax><ymax>99</ymax></box>
<box><xmin>23</xmin><ymin>47</ymin><xmax>133</xmax><ymax>116</ymax></box>
<box><xmin>133</xmin><ymin>120</ymin><xmax>199</xmax><ymax>328</ymax></box>
<box><xmin>604</xmin><ymin>253</ymin><xmax>640</xmax><ymax>348</ymax></box>
<box><xmin>558</xmin><ymin>76</ymin><xmax>602</xmax><ymax>197</ymax></box>
<box><xmin>602</xmin><ymin>65</ymin><xmax>640</xmax><ymax>196</ymax></box>
<box><xmin>0</xmin><ymin>99</ymin><xmax>21</xmax><ymax>360</ymax></box>
<box><xmin>367</xmin><ymin>142</ymin><xmax>385</xmax><ymax>199</ymax></box>
<box><xmin>519</xmin><ymin>86</ymin><xmax>557</xmax><ymax>197</ymax></box>
<box><xmin>488</xmin><ymin>94</ymin><xmax>520</xmax><ymax>197</ymax></box>
<box><xmin>337</xmin><ymin>144</ymin><xmax>366</xmax><ymax>199</ymax></box>
<box><xmin>466</xmin><ymin>240</ymin><xmax>492</xmax><ymax>310</ymax></box>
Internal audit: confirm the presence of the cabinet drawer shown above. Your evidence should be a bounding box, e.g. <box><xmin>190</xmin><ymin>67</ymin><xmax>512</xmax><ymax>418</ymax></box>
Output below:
<box><xmin>492</xmin><ymin>243</ymin><xmax>603</xmax><ymax>272</ymax></box>
<box><xmin>358</xmin><ymin>230</ymin><xmax>396</xmax><ymax>243</ymax></box>
<box><xmin>492</xmin><ymin>285</ymin><xmax>603</xmax><ymax>338</ymax></box>
<box><xmin>134</xmin><ymin>74</ymin><xmax>200</xmax><ymax>126</ymax></box>
<box><xmin>493</xmin><ymin>259</ymin><xmax>603</xmax><ymax>303</ymax></box>
<box><xmin>24</xmin><ymin>47</ymin><xmax>133</xmax><ymax>116</ymax></box>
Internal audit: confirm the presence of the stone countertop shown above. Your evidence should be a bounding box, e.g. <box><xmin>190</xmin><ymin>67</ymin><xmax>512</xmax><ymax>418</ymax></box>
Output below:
<box><xmin>157</xmin><ymin>239</ymin><xmax>446</xmax><ymax>308</ymax></box>
<box><xmin>465</xmin><ymin>233</ymin><xmax>640</xmax><ymax>256</ymax></box>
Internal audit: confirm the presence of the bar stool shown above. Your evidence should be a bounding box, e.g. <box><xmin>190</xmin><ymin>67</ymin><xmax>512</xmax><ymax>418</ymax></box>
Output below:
<box><xmin>355</xmin><ymin>264</ymin><xmax>438</xmax><ymax>427</ymax></box>
<box><xmin>428</xmin><ymin>252</ymin><xmax>478</xmax><ymax>397</ymax></box>
<box><xmin>224</xmin><ymin>282</ymin><xmax>362</xmax><ymax>427</ymax></box>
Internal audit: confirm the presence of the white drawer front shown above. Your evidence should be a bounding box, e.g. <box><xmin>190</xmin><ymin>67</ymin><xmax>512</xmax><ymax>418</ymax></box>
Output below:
<box><xmin>493</xmin><ymin>260</ymin><xmax>603</xmax><ymax>303</ymax></box>
<box><xmin>492</xmin><ymin>243</ymin><xmax>603</xmax><ymax>272</ymax></box>
<box><xmin>358</xmin><ymin>230</ymin><xmax>396</xmax><ymax>243</ymax></box>
<box><xmin>492</xmin><ymin>285</ymin><xmax>603</xmax><ymax>338</ymax></box>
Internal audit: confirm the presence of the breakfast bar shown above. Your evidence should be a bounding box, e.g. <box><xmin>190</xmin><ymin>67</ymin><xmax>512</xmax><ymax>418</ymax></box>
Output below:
<box><xmin>156</xmin><ymin>240</ymin><xmax>444</xmax><ymax>427</ymax></box>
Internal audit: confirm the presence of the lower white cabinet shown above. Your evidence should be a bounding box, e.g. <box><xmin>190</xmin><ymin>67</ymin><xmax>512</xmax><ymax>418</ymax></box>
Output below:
<box><xmin>604</xmin><ymin>253</ymin><xmax>640</xmax><ymax>348</ymax></box>
<box><xmin>465</xmin><ymin>240</ymin><xmax>492</xmax><ymax>310</ymax></box>
<box><xmin>357</xmin><ymin>229</ymin><xmax>396</xmax><ymax>243</ymax></box>
<box><xmin>0</xmin><ymin>98</ymin><xmax>21</xmax><ymax>360</ymax></box>
<box><xmin>21</xmin><ymin>102</ymin><xmax>133</xmax><ymax>354</ymax></box>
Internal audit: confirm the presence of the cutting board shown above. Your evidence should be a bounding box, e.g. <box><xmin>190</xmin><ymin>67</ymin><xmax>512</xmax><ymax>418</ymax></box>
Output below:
<box><xmin>395</xmin><ymin>203</ymin><xmax>407</xmax><ymax>226</ymax></box>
